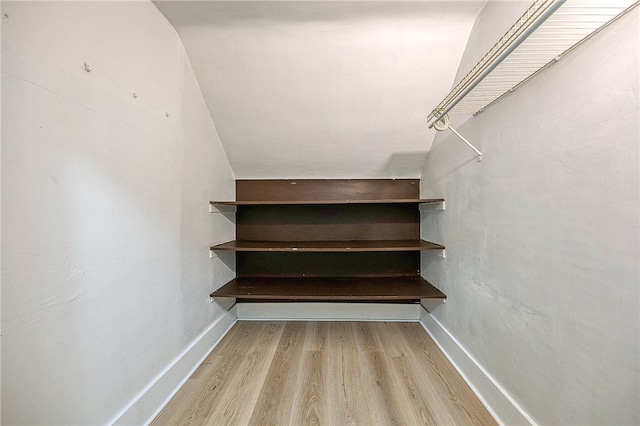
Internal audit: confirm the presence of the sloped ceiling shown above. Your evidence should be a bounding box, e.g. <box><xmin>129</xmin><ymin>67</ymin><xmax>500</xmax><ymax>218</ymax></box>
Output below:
<box><xmin>154</xmin><ymin>1</ymin><xmax>486</xmax><ymax>178</ymax></box>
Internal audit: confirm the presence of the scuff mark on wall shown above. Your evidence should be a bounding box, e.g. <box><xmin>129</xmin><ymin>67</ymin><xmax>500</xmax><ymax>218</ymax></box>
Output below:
<box><xmin>4</xmin><ymin>288</ymin><xmax>85</xmax><ymax>324</ymax></box>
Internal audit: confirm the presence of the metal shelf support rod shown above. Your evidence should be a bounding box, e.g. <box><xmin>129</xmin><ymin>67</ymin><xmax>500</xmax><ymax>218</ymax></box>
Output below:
<box><xmin>448</xmin><ymin>126</ymin><xmax>483</xmax><ymax>162</ymax></box>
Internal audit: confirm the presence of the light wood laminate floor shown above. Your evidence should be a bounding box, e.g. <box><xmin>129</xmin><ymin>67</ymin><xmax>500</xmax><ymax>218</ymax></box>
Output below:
<box><xmin>152</xmin><ymin>321</ymin><xmax>496</xmax><ymax>426</ymax></box>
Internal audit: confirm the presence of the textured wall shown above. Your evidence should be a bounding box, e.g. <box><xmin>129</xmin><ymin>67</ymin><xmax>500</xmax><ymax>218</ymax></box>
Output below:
<box><xmin>421</xmin><ymin>7</ymin><xmax>639</xmax><ymax>425</ymax></box>
<box><xmin>1</xmin><ymin>2</ymin><xmax>235</xmax><ymax>424</ymax></box>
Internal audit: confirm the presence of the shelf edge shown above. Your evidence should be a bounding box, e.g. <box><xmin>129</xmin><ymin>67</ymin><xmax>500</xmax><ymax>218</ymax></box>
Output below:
<box><xmin>210</xmin><ymin>198</ymin><xmax>444</xmax><ymax>206</ymax></box>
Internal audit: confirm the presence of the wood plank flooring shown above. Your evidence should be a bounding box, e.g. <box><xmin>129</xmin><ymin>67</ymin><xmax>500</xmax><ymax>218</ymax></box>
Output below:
<box><xmin>151</xmin><ymin>321</ymin><xmax>496</xmax><ymax>426</ymax></box>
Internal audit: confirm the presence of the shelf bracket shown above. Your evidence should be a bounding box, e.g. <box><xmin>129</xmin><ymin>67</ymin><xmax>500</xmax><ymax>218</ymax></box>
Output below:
<box><xmin>209</xmin><ymin>203</ymin><xmax>237</xmax><ymax>214</ymax></box>
<box><xmin>420</xmin><ymin>200</ymin><xmax>445</xmax><ymax>211</ymax></box>
<box><xmin>433</xmin><ymin>114</ymin><xmax>482</xmax><ymax>162</ymax></box>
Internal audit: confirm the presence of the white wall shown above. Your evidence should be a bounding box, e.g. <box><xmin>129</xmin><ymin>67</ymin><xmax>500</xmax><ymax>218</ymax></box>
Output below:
<box><xmin>1</xmin><ymin>1</ymin><xmax>235</xmax><ymax>424</ymax></box>
<box><xmin>452</xmin><ymin>1</ymin><xmax>528</xmax><ymax>90</ymax></box>
<box><xmin>155</xmin><ymin>1</ymin><xmax>485</xmax><ymax>179</ymax></box>
<box><xmin>420</xmin><ymin>6</ymin><xmax>639</xmax><ymax>425</ymax></box>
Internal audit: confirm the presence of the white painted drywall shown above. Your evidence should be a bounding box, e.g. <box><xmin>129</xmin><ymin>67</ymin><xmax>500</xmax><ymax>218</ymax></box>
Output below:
<box><xmin>154</xmin><ymin>1</ymin><xmax>485</xmax><ymax>179</ymax></box>
<box><xmin>420</xmin><ymin>6</ymin><xmax>639</xmax><ymax>425</ymax></box>
<box><xmin>1</xmin><ymin>1</ymin><xmax>235</xmax><ymax>424</ymax></box>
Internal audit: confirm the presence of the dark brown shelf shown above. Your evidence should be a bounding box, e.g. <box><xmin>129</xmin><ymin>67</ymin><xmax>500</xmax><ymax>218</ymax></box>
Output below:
<box><xmin>211</xmin><ymin>239</ymin><xmax>444</xmax><ymax>252</ymax></box>
<box><xmin>211</xmin><ymin>198</ymin><xmax>444</xmax><ymax>206</ymax></box>
<box><xmin>209</xmin><ymin>179</ymin><xmax>446</xmax><ymax>304</ymax></box>
<box><xmin>210</xmin><ymin>277</ymin><xmax>446</xmax><ymax>301</ymax></box>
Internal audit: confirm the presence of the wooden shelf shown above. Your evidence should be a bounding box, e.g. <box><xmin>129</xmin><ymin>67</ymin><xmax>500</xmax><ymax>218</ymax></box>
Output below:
<box><xmin>210</xmin><ymin>277</ymin><xmax>446</xmax><ymax>301</ymax></box>
<box><xmin>209</xmin><ymin>179</ymin><xmax>446</xmax><ymax>304</ymax></box>
<box><xmin>211</xmin><ymin>198</ymin><xmax>444</xmax><ymax>206</ymax></box>
<box><xmin>211</xmin><ymin>239</ymin><xmax>445</xmax><ymax>252</ymax></box>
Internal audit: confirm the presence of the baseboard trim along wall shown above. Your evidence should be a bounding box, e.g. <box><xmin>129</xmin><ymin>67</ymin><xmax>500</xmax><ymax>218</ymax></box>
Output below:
<box><xmin>110</xmin><ymin>311</ymin><xmax>237</xmax><ymax>426</ymax></box>
<box><xmin>237</xmin><ymin>302</ymin><xmax>421</xmax><ymax>321</ymax></box>
<box><xmin>419</xmin><ymin>307</ymin><xmax>537</xmax><ymax>426</ymax></box>
<box><xmin>109</xmin><ymin>304</ymin><xmax>533</xmax><ymax>425</ymax></box>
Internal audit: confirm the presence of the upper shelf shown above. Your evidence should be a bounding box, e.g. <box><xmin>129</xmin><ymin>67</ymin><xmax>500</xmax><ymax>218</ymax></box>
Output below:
<box><xmin>211</xmin><ymin>198</ymin><xmax>444</xmax><ymax>206</ymax></box>
<box><xmin>211</xmin><ymin>239</ymin><xmax>444</xmax><ymax>252</ymax></box>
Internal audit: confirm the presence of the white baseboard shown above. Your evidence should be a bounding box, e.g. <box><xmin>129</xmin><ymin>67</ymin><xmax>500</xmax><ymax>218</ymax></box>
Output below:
<box><xmin>109</xmin><ymin>305</ymin><xmax>530</xmax><ymax>425</ymax></box>
<box><xmin>237</xmin><ymin>302</ymin><xmax>421</xmax><ymax>321</ymax></box>
<box><xmin>110</xmin><ymin>311</ymin><xmax>237</xmax><ymax>426</ymax></box>
<box><xmin>419</xmin><ymin>308</ymin><xmax>536</xmax><ymax>426</ymax></box>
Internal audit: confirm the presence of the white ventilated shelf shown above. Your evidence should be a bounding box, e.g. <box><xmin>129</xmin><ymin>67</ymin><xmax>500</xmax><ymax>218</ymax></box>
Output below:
<box><xmin>429</xmin><ymin>0</ymin><xmax>638</xmax><ymax>121</ymax></box>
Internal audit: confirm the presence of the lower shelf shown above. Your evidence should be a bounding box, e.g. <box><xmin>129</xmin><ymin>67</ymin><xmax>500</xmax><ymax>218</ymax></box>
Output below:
<box><xmin>210</xmin><ymin>277</ymin><xmax>446</xmax><ymax>302</ymax></box>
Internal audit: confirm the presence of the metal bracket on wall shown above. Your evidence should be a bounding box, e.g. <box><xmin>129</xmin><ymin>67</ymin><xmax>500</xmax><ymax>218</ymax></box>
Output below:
<box><xmin>419</xmin><ymin>200</ymin><xmax>446</xmax><ymax>211</ymax></box>
<box><xmin>433</xmin><ymin>114</ymin><xmax>482</xmax><ymax>162</ymax></box>
<box><xmin>209</xmin><ymin>203</ymin><xmax>237</xmax><ymax>214</ymax></box>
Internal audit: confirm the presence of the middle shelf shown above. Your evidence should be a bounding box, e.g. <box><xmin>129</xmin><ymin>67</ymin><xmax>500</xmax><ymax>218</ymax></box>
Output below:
<box><xmin>210</xmin><ymin>239</ymin><xmax>444</xmax><ymax>252</ymax></box>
